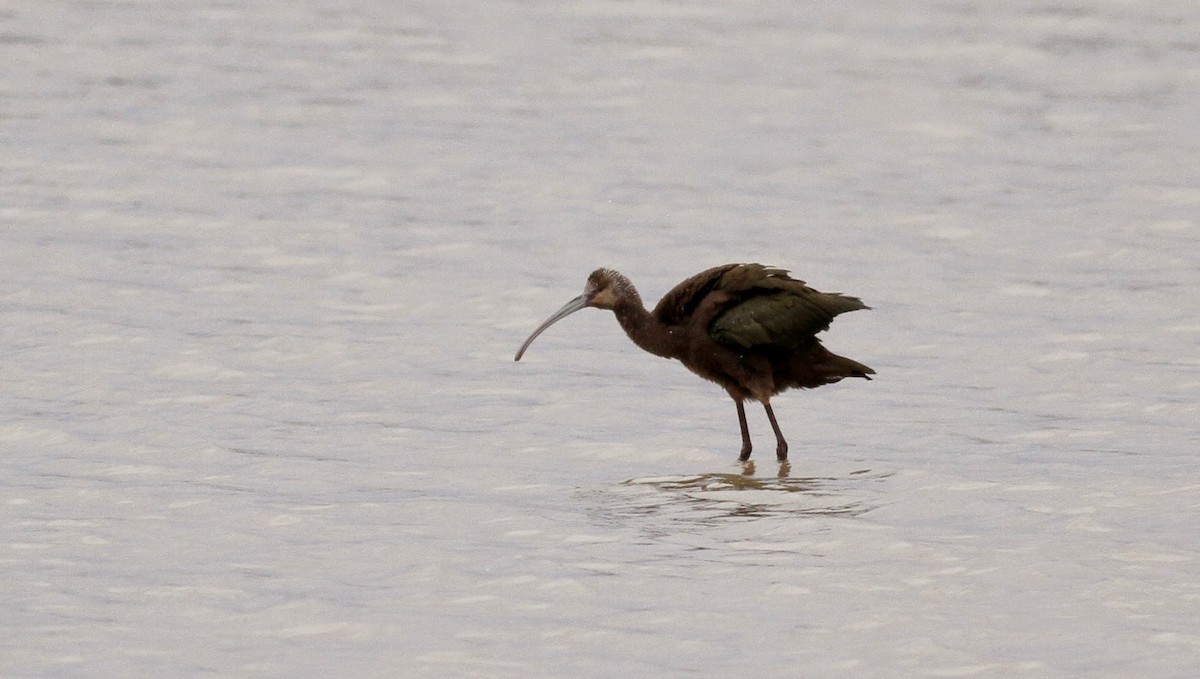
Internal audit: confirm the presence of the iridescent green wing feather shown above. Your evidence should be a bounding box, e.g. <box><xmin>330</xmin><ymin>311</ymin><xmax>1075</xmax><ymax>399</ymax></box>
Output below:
<box><xmin>709</xmin><ymin>266</ymin><xmax>869</xmax><ymax>350</ymax></box>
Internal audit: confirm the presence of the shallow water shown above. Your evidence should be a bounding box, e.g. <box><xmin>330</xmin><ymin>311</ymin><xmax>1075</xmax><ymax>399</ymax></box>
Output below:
<box><xmin>3</xmin><ymin>1</ymin><xmax>1199</xmax><ymax>677</ymax></box>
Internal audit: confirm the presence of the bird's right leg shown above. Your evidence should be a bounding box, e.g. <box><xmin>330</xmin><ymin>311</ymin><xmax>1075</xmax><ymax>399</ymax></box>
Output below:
<box><xmin>735</xmin><ymin>399</ymin><xmax>753</xmax><ymax>461</ymax></box>
<box><xmin>762</xmin><ymin>400</ymin><xmax>788</xmax><ymax>461</ymax></box>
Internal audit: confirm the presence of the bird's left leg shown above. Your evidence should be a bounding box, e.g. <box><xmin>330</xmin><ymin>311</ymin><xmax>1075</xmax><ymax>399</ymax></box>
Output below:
<box><xmin>734</xmin><ymin>398</ymin><xmax>753</xmax><ymax>461</ymax></box>
<box><xmin>762</xmin><ymin>400</ymin><xmax>788</xmax><ymax>461</ymax></box>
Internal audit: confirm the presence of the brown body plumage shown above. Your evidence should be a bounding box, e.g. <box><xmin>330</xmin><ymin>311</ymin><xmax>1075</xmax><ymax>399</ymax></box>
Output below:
<box><xmin>515</xmin><ymin>263</ymin><xmax>874</xmax><ymax>461</ymax></box>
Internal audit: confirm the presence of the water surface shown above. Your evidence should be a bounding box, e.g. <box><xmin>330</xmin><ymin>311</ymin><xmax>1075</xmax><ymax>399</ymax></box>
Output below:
<box><xmin>3</xmin><ymin>1</ymin><xmax>1198</xmax><ymax>677</ymax></box>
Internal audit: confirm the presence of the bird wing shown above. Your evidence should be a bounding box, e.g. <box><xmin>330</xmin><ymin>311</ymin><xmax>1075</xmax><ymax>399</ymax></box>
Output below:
<box><xmin>652</xmin><ymin>263</ymin><xmax>744</xmax><ymax>326</ymax></box>
<box><xmin>706</xmin><ymin>265</ymin><xmax>870</xmax><ymax>350</ymax></box>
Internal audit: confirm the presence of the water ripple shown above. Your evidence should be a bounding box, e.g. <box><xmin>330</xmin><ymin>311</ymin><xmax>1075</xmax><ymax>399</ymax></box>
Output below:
<box><xmin>593</xmin><ymin>467</ymin><xmax>892</xmax><ymax>526</ymax></box>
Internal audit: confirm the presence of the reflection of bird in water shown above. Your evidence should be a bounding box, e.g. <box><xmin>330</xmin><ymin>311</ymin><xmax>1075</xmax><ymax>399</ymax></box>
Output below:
<box><xmin>613</xmin><ymin>469</ymin><xmax>887</xmax><ymax>522</ymax></box>
<box><xmin>516</xmin><ymin>263</ymin><xmax>874</xmax><ymax>461</ymax></box>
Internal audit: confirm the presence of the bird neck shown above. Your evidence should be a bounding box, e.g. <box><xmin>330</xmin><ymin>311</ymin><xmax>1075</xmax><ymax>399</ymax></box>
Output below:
<box><xmin>612</xmin><ymin>294</ymin><xmax>680</xmax><ymax>360</ymax></box>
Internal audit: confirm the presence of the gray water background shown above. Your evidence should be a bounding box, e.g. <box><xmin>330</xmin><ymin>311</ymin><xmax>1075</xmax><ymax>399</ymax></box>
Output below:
<box><xmin>3</xmin><ymin>1</ymin><xmax>1198</xmax><ymax>677</ymax></box>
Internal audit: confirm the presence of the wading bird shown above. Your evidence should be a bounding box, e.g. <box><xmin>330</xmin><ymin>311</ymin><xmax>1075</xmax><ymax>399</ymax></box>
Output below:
<box><xmin>514</xmin><ymin>263</ymin><xmax>874</xmax><ymax>461</ymax></box>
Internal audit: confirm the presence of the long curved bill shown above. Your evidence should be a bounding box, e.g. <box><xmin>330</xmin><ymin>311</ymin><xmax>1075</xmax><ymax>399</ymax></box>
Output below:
<box><xmin>514</xmin><ymin>294</ymin><xmax>589</xmax><ymax>361</ymax></box>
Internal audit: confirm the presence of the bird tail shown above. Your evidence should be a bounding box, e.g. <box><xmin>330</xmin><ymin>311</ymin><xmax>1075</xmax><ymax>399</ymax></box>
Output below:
<box><xmin>816</xmin><ymin>351</ymin><xmax>875</xmax><ymax>383</ymax></box>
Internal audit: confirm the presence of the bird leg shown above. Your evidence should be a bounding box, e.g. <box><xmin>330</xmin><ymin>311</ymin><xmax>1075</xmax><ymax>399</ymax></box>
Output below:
<box><xmin>734</xmin><ymin>399</ymin><xmax>753</xmax><ymax>461</ymax></box>
<box><xmin>762</xmin><ymin>401</ymin><xmax>788</xmax><ymax>461</ymax></box>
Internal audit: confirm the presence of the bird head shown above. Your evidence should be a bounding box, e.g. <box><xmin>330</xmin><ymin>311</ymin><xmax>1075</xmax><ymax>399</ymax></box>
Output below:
<box><xmin>581</xmin><ymin>268</ymin><xmax>625</xmax><ymax>310</ymax></box>
<box><xmin>513</xmin><ymin>268</ymin><xmax>627</xmax><ymax>361</ymax></box>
